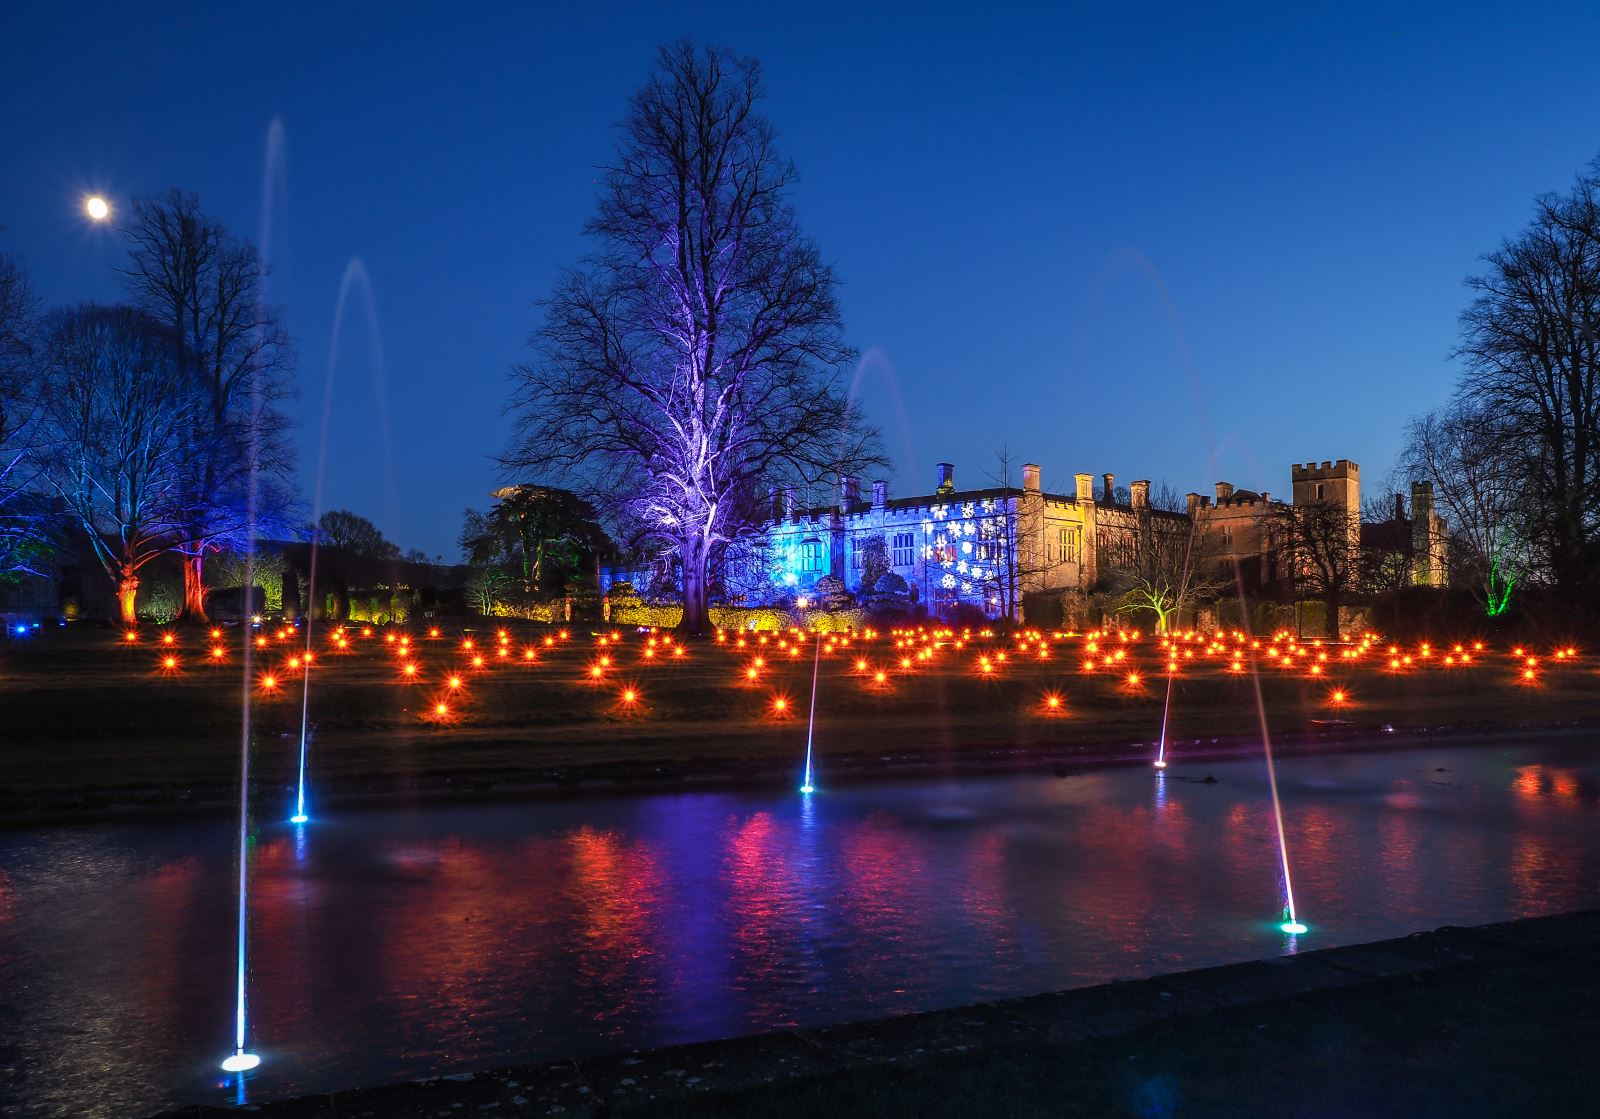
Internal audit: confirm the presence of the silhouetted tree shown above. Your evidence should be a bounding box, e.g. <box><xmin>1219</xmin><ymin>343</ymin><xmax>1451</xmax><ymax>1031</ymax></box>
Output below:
<box><xmin>1358</xmin><ymin>495</ymin><xmax>1416</xmax><ymax>596</ymax></box>
<box><xmin>316</xmin><ymin>509</ymin><xmax>398</xmax><ymax>559</ymax></box>
<box><xmin>459</xmin><ymin>485</ymin><xmax>609</xmax><ymax>595</ymax></box>
<box><xmin>1401</xmin><ymin>399</ymin><xmax>1524</xmax><ymax>614</ymax></box>
<box><xmin>1455</xmin><ymin>157</ymin><xmax>1600</xmax><ymax>598</ymax></box>
<box><xmin>1260</xmin><ymin>499</ymin><xmax>1358</xmax><ymax>638</ymax></box>
<box><xmin>35</xmin><ymin>305</ymin><xmax>199</xmax><ymax>623</ymax></box>
<box><xmin>1107</xmin><ymin>515</ymin><xmax>1224</xmax><ymax>634</ymax></box>
<box><xmin>504</xmin><ymin>42</ymin><xmax>882</xmax><ymax>636</ymax></box>
<box><xmin>121</xmin><ymin>189</ymin><xmax>295</xmax><ymax>623</ymax></box>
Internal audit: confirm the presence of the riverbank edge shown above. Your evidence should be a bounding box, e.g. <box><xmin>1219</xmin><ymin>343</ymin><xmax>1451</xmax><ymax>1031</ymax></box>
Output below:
<box><xmin>4</xmin><ymin>716</ymin><xmax>1596</xmax><ymax>830</ymax></box>
<box><xmin>153</xmin><ymin>906</ymin><xmax>1600</xmax><ymax>1118</ymax></box>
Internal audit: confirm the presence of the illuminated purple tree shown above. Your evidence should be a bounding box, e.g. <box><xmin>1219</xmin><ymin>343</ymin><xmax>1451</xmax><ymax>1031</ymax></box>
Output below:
<box><xmin>505</xmin><ymin>42</ymin><xmax>881</xmax><ymax>635</ymax></box>
<box><xmin>36</xmin><ymin>305</ymin><xmax>200</xmax><ymax>623</ymax></box>
<box><xmin>0</xmin><ymin>252</ymin><xmax>55</xmax><ymax>579</ymax></box>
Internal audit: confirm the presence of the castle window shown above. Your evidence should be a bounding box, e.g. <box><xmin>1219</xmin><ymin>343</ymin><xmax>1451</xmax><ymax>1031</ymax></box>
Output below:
<box><xmin>1221</xmin><ymin>525</ymin><xmax>1234</xmax><ymax>551</ymax></box>
<box><xmin>801</xmin><ymin>540</ymin><xmax>823</xmax><ymax>572</ymax></box>
<box><xmin>892</xmin><ymin>531</ymin><xmax>915</xmax><ymax>567</ymax></box>
<box><xmin>1059</xmin><ymin>526</ymin><xmax>1080</xmax><ymax>563</ymax></box>
<box><xmin>1316</xmin><ymin>483</ymin><xmax>1326</xmax><ymax>501</ymax></box>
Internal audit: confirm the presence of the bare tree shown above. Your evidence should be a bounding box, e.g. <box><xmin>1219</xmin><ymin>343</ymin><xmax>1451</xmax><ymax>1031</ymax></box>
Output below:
<box><xmin>0</xmin><ymin>252</ymin><xmax>54</xmax><ymax>578</ymax></box>
<box><xmin>36</xmin><ymin>305</ymin><xmax>200</xmax><ymax>623</ymax></box>
<box><xmin>1401</xmin><ymin>399</ymin><xmax>1523</xmax><ymax>614</ymax></box>
<box><xmin>1357</xmin><ymin>495</ymin><xmax>1416</xmax><ymax>596</ymax></box>
<box><xmin>1260</xmin><ymin>499</ymin><xmax>1358</xmax><ymax>638</ymax></box>
<box><xmin>1107</xmin><ymin>513</ymin><xmax>1224</xmax><ymax>635</ymax></box>
<box><xmin>467</xmin><ymin>565</ymin><xmax>512</xmax><ymax>616</ymax></box>
<box><xmin>503</xmin><ymin>42</ymin><xmax>882</xmax><ymax>636</ymax></box>
<box><xmin>1455</xmin><ymin>157</ymin><xmax>1600</xmax><ymax>596</ymax></box>
<box><xmin>121</xmin><ymin>189</ymin><xmax>295</xmax><ymax>623</ymax></box>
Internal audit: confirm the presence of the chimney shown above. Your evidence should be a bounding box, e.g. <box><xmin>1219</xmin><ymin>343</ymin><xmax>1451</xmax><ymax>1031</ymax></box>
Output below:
<box><xmin>1411</xmin><ymin>480</ymin><xmax>1434</xmax><ymax>518</ymax></box>
<box><xmin>1075</xmin><ymin>472</ymin><xmax>1094</xmax><ymax>502</ymax></box>
<box><xmin>1215</xmin><ymin>481</ymin><xmax>1234</xmax><ymax>502</ymax></box>
<box><xmin>839</xmin><ymin>475</ymin><xmax>860</xmax><ymax>506</ymax></box>
<box><xmin>1102</xmin><ymin>473</ymin><xmax>1115</xmax><ymax>504</ymax></box>
<box><xmin>1185</xmin><ymin>492</ymin><xmax>1201</xmax><ymax>515</ymax></box>
<box><xmin>935</xmin><ymin>462</ymin><xmax>955</xmax><ymax>494</ymax></box>
<box><xmin>768</xmin><ymin>486</ymin><xmax>782</xmax><ymax>521</ymax></box>
<box><xmin>1394</xmin><ymin>493</ymin><xmax>1404</xmax><ymax>521</ymax></box>
<box><xmin>782</xmin><ymin>486</ymin><xmax>796</xmax><ymax>521</ymax></box>
<box><xmin>1022</xmin><ymin>463</ymin><xmax>1041</xmax><ymax>492</ymax></box>
<box><xmin>1261</xmin><ymin>491</ymin><xmax>1270</xmax><ymax>504</ymax></box>
<box><xmin>1130</xmin><ymin>480</ymin><xmax>1150</xmax><ymax>509</ymax></box>
<box><xmin>871</xmin><ymin>479</ymin><xmax>888</xmax><ymax>508</ymax></box>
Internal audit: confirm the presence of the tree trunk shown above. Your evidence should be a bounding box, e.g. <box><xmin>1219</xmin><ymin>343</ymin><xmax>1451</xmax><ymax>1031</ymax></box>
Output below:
<box><xmin>1324</xmin><ymin>592</ymin><xmax>1341</xmax><ymax>638</ymax></box>
<box><xmin>282</xmin><ymin>570</ymin><xmax>301</xmax><ymax>621</ymax></box>
<box><xmin>118</xmin><ymin>570</ymin><xmax>140</xmax><ymax>626</ymax></box>
<box><xmin>678</xmin><ymin>533</ymin><xmax>712</xmax><ymax>637</ymax></box>
<box><xmin>179</xmin><ymin>552</ymin><xmax>209</xmax><ymax>624</ymax></box>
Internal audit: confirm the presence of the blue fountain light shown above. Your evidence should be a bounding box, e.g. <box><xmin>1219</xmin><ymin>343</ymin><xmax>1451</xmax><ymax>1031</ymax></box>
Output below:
<box><xmin>220</xmin><ymin>1050</ymin><xmax>261</xmax><ymax>1073</ymax></box>
<box><xmin>1280</xmin><ymin>920</ymin><xmax>1309</xmax><ymax>935</ymax></box>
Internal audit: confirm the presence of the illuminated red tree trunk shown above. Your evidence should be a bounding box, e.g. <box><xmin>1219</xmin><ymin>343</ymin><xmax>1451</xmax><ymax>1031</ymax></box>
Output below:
<box><xmin>180</xmin><ymin>552</ymin><xmax>209</xmax><ymax>624</ymax></box>
<box><xmin>117</xmin><ymin>570</ymin><xmax>140</xmax><ymax>626</ymax></box>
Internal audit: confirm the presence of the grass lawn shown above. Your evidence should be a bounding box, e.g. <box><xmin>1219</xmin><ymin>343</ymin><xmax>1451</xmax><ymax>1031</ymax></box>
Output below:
<box><xmin>1</xmin><ymin>622</ymin><xmax>1593</xmax><ymax>812</ymax></box>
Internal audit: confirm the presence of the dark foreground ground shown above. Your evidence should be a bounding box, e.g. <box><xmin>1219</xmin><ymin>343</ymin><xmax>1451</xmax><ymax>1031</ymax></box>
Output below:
<box><xmin>159</xmin><ymin>908</ymin><xmax>1600</xmax><ymax>1118</ymax></box>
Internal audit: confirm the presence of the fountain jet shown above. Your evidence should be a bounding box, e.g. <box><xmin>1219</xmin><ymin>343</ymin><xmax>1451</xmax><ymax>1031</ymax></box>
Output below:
<box><xmin>220</xmin><ymin>115</ymin><xmax>287</xmax><ymax>1079</ymax></box>
<box><xmin>799</xmin><ymin>631</ymin><xmax>821</xmax><ymax>794</ymax></box>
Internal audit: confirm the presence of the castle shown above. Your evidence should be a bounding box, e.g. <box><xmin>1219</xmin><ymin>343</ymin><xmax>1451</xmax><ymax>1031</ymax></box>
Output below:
<box><xmin>667</xmin><ymin>458</ymin><xmax>1449</xmax><ymax>622</ymax></box>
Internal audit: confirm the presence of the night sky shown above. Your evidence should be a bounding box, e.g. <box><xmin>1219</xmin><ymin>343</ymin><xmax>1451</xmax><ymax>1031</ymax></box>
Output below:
<box><xmin>4</xmin><ymin>2</ymin><xmax>1598</xmax><ymax>558</ymax></box>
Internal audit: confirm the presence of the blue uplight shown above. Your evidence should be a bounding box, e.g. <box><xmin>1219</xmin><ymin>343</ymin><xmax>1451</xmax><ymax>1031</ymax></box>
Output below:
<box><xmin>220</xmin><ymin>1050</ymin><xmax>260</xmax><ymax>1073</ymax></box>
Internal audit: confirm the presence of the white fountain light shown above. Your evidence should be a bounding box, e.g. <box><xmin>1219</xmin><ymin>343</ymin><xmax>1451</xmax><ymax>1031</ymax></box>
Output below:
<box><xmin>220</xmin><ymin>1050</ymin><xmax>261</xmax><ymax>1073</ymax></box>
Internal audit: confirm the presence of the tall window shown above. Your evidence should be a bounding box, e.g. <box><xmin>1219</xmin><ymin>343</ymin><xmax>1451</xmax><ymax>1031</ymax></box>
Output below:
<box><xmin>801</xmin><ymin>540</ymin><xmax>823</xmax><ymax>572</ymax></box>
<box><xmin>1220</xmin><ymin>524</ymin><xmax>1234</xmax><ymax>551</ymax></box>
<box><xmin>892</xmin><ymin>531</ymin><xmax>915</xmax><ymax>567</ymax></box>
<box><xmin>1059</xmin><ymin>526</ymin><xmax>1080</xmax><ymax>563</ymax></box>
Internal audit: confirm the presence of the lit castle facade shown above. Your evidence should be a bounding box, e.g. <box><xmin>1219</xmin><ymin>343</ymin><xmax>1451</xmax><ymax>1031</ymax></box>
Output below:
<box><xmin>605</xmin><ymin>459</ymin><xmax>1448</xmax><ymax>621</ymax></box>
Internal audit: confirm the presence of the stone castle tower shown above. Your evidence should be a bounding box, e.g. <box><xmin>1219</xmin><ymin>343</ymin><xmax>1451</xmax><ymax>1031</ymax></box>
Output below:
<box><xmin>1410</xmin><ymin>480</ymin><xmax>1448</xmax><ymax>586</ymax></box>
<box><xmin>1291</xmin><ymin>459</ymin><xmax>1361</xmax><ymax>559</ymax></box>
<box><xmin>1291</xmin><ymin>459</ymin><xmax>1359</xmax><ymax>512</ymax></box>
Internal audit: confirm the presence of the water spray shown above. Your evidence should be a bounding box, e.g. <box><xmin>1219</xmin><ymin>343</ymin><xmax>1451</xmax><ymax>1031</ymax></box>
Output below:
<box><xmin>221</xmin><ymin>116</ymin><xmax>286</xmax><ymax>1080</ymax></box>
<box><xmin>799</xmin><ymin>630</ymin><xmax>822</xmax><ymax>794</ymax></box>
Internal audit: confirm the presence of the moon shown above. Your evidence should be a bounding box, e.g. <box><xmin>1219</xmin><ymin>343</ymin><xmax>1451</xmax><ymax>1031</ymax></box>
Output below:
<box><xmin>85</xmin><ymin>195</ymin><xmax>110</xmax><ymax>222</ymax></box>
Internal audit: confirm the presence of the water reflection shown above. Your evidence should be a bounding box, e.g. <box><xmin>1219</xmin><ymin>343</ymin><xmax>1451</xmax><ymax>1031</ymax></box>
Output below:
<box><xmin>1</xmin><ymin>740</ymin><xmax>1598</xmax><ymax>1118</ymax></box>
